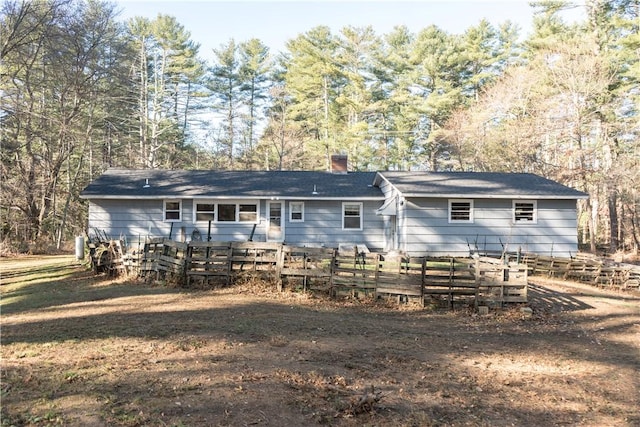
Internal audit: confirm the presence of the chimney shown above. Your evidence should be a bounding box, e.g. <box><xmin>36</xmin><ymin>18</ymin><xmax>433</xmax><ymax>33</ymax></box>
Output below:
<box><xmin>330</xmin><ymin>154</ymin><xmax>348</xmax><ymax>174</ymax></box>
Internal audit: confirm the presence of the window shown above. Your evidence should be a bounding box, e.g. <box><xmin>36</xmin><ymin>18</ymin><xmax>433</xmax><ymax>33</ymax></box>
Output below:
<box><xmin>290</xmin><ymin>202</ymin><xmax>304</xmax><ymax>222</ymax></box>
<box><xmin>218</xmin><ymin>204</ymin><xmax>236</xmax><ymax>222</ymax></box>
<box><xmin>195</xmin><ymin>203</ymin><xmax>215</xmax><ymax>221</ymax></box>
<box><xmin>513</xmin><ymin>200</ymin><xmax>537</xmax><ymax>224</ymax></box>
<box><xmin>193</xmin><ymin>200</ymin><xmax>259</xmax><ymax>223</ymax></box>
<box><xmin>239</xmin><ymin>204</ymin><xmax>258</xmax><ymax>222</ymax></box>
<box><xmin>449</xmin><ymin>199</ymin><xmax>473</xmax><ymax>223</ymax></box>
<box><xmin>343</xmin><ymin>202</ymin><xmax>363</xmax><ymax>230</ymax></box>
<box><xmin>164</xmin><ymin>200</ymin><xmax>182</xmax><ymax>222</ymax></box>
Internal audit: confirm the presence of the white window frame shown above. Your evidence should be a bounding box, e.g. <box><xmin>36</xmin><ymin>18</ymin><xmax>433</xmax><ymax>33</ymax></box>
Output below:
<box><xmin>163</xmin><ymin>199</ymin><xmax>182</xmax><ymax>222</ymax></box>
<box><xmin>192</xmin><ymin>200</ymin><xmax>259</xmax><ymax>224</ymax></box>
<box><xmin>513</xmin><ymin>200</ymin><xmax>537</xmax><ymax>224</ymax></box>
<box><xmin>289</xmin><ymin>201</ymin><xmax>304</xmax><ymax>222</ymax></box>
<box><xmin>193</xmin><ymin>201</ymin><xmax>215</xmax><ymax>222</ymax></box>
<box><xmin>342</xmin><ymin>202</ymin><xmax>363</xmax><ymax>230</ymax></box>
<box><xmin>238</xmin><ymin>203</ymin><xmax>259</xmax><ymax>223</ymax></box>
<box><xmin>448</xmin><ymin>199</ymin><xmax>474</xmax><ymax>223</ymax></box>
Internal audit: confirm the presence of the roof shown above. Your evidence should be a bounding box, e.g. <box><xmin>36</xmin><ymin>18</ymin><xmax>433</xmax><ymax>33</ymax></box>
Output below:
<box><xmin>81</xmin><ymin>169</ymin><xmax>588</xmax><ymax>201</ymax></box>
<box><xmin>80</xmin><ymin>169</ymin><xmax>382</xmax><ymax>200</ymax></box>
<box><xmin>375</xmin><ymin>171</ymin><xmax>588</xmax><ymax>199</ymax></box>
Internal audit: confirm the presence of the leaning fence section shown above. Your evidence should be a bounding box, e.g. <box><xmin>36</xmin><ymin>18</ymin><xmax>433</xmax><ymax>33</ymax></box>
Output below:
<box><xmin>522</xmin><ymin>252</ymin><xmax>640</xmax><ymax>290</ymax></box>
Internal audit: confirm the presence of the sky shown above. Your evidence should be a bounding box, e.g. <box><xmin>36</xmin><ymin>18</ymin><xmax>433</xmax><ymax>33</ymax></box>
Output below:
<box><xmin>113</xmin><ymin>0</ymin><xmax>587</xmax><ymax>62</ymax></box>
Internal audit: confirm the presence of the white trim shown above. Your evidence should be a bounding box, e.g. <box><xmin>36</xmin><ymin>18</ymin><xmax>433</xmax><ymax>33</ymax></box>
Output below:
<box><xmin>401</xmin><ymin>193</ymin><xmax>587</xmax><ymax>200</ymax></box>
<box><xmin>342</xmin><ymin>202</ymin><xmax>363</xmax><ymax>230</ymax></box>
<box><xmin>163</xmin><ymin>199</ymin><xmax>182</xmax><ymax>223</ymax></box>
<box><xmin>448</xmin><ymin>199</ymin><xmax>474</xmax><ymax>223</ymax></box>
<box><xmin>81</xmin><ymin>195</ymin><xmax>385</xmax><ymax>201</ymax></box>
<box><xmin>193</xmin><ymin>200</ymin><xmax>215</xmax><ymax>222</ymax></box>
<box><xmin>267</xmin><ymin>201</ymin><xmax>285</xmax><ymax>242</ymax></box>
<box><xmin>513</xmin><ymin>200</ymin><xmax>538</xmax><ymax>224</ymax></box>
<box><xmin>192</xmin><ymin>199</ymin><xmax>259</xmax><ymax>224</ymax></box>
<box><xmin>289</xmin><ymin>201</ymin><xmax>304</xmax><ymax>222</ymax></box>
<box><xmin>82</xmin><ymin>192</ymin><xmax>587</xmax><ymax>201</ymax></box>
<box><xmin>238</xmin><ymin>202</ymin><xmax>259</xmax><ymax>223</ymax></box>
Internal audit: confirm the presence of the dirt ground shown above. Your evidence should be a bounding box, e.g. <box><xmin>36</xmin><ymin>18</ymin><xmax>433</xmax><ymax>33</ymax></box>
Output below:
<box><xmin>1</xmin><ymin>255</ymin><xmax>639</xmax><ymax>427</ymax></box>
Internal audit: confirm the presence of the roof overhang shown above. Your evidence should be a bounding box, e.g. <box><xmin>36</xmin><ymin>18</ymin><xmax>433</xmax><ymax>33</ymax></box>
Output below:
<box><xmin>81</xmin><ymin>195</ymin><xmax>385</xmax><ymax>201</ymax></box>
<box><xmin>376</xmin><ymin>197</ymin><xmax>397</xmax><ymax>215</ymax></box>
<box><xmin>401</xmin><ymin>193</ymin><xmax>589</xmax><ymax>200</ymax></box>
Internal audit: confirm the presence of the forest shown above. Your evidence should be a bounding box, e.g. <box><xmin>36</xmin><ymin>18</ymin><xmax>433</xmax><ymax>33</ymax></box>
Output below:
<box><xmin>0</xmin><ymin>0</ymin><xmax>638</xmax><ymax>254</ymax></box>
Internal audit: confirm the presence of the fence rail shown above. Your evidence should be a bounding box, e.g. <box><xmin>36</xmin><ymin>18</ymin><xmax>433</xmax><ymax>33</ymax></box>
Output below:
<box><xmin>521</xmin><ymin>253</ymin><xmax>640</xmax><ymax>289</ymax></box>
<box><xmin>89</xmin><ymin>239</ymin><xmax>640</xmax><ymax>308</ymax></box>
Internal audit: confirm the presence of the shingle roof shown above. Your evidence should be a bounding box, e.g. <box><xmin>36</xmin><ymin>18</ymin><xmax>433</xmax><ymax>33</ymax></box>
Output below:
<box><xmin>80</xmin><ymin>169</ymin><xmax>588</xmax><ymax>200</ymax></box>
<box><xmin>376</xmin><ymin>171</ymin><xmax>588</xmax><ymax>199</ymax></box>
<box><xmin>80</xmin><ymin>169</ymin><xmax>382</xmax><ymax>199</ymax></box>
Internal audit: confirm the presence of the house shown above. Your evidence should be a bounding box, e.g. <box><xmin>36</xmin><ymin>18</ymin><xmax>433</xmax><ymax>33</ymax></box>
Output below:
<box><xmin>80</xmin><ymin>156</ymin><xmax>588</xmax><ymax>257</ymax></box>
<box><xmin>373</xmin><ymin>171</ymin><xmax>588</xmax><ymax>257</ymax></box>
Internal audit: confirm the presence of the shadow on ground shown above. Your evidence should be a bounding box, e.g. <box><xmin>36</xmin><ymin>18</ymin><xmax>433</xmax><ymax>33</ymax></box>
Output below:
<box><xmin>527</xmin><ymin>283</ymin><xmax>594</xmax><ymax>312</ymax></box>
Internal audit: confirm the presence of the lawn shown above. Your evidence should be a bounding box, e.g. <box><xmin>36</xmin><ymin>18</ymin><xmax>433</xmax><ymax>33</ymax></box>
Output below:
<box><xmin>1</xmin><ymin>255</ymin><xmax>639</xmax><ymax>426</ymax></box>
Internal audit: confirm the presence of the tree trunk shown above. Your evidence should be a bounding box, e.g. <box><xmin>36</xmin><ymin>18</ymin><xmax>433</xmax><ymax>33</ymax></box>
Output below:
<box><xmin>608</xmin><ymin>188</ymin><xmax>618</xmax><ymax>253</ymax></box>
<box><xmin>138</xmin><ymin>38</ymin><xmax>148</xmax><ymax>168</ymax></box>
<box><xmin>590</xmin><ymin>201</ymin><xmax>597</xmax><ymax>253</ymax></box>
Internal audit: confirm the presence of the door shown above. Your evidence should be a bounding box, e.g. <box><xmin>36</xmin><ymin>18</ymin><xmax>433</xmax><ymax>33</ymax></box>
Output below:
<box><xmin>384</xmin><ymin>215</ymin><xmax>397</xmax><ymax>252</ymax></box>
<box><xmin>267</xmin><ymin>201</ymin><xmax>284</xmax><ymax>242</ymax></box>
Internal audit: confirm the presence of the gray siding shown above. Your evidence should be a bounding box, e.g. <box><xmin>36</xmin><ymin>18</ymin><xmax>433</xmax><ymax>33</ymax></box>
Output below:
<box><xmin>87</xmin><ymin>198</ymin><xmax>385</xmax><ymax>251</ymax></box>
<box><xmin>88</xmin><ymin>199</ymin><xmax>262</xmax><ymax>245</ymax></box>
<box><xmin>283</xmin><ymin>200</ymin><xmax>385</xmax><ymax>251</ymax></box>
<box><xmin>88</xmin><ymin>199</ymin><xmax>167</xmax><ymax>245</ymax></box>
<box><xmin>401</xmin><ymin>198</ymin><xmax>579</xmax><ymax>257</ymax></box>
<box><xmin>88</xmin><ymin>197</ymin><xmax>579</xmax><ymax>257</ymax></box>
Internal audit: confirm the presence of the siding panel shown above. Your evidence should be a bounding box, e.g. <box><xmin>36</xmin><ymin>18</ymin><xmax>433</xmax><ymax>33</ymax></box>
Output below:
<box><xmin>88</xmin><ymin>198</ymin><xmax>386</xmax><ymax>251</ymax></box>
<box><xmin>401</xmin><ymin>198</ymin><xmax>579</xmax><ymax>257</ymax></box>
<box><xmin>282</xmin><ymin>200</ymin><xmax>385</xmax><ymax>251</ymax></box>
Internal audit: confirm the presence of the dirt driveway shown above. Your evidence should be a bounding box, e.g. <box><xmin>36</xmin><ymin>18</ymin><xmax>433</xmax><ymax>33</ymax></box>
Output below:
<box><xmin>1</xmin><ymin>256</ymin><xmax>639</xmax><ymax>426</ymax></box>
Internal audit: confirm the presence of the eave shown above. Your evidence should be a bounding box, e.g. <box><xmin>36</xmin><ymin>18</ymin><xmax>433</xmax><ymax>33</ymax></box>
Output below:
<box><xmin>81</xmin><ymin>195</ymin><xmax>385</xmax><ymax>201</ymax></box>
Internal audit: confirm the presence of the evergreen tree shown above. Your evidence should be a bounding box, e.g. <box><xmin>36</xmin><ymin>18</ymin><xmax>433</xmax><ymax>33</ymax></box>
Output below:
<box><xmin>335</xmin><ymin>26</ymin><xmax>380</xmax><ymax>170</ymax></box>
<box><xmin>238</xmin><ymin>38</ymin><xmax>271</xmax><ymax>167</ymax></box>
<box><xmin>207</xmin><ymin>39</ymin><xmax>242</xmax><ymax>167</ymax></box>
<box><xmin>412</xmin><ymin>25</ymin><xmax>465</xmax><ymax>170</ymax></box>
<box><xmin>128</xmin><ymin>14</ymin><xmax>202</xmax><ymax>169</ymax></box>
<box><xmin>369</xmin><ymin>25</ymin><xmax>419</xmax><ymax>170</ymax></box>
<box><xmin>284</xmin><ymin>26</ymin><xmax>344</xmax><ymax>170</ymax></box>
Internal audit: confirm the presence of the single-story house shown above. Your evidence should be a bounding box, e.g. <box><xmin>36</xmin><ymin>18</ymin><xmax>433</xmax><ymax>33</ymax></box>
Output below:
<box><xmin>80</xmin><ymin>156</ymin><xmax>588</xmax><ymax>257</ymax></box>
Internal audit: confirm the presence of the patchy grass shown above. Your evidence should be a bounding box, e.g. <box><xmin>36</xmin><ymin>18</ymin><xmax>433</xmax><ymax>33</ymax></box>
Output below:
<box><xmin>1</xmin><ymin>256</ymin><xmax>639</xmax><ymax>426</ymax></box>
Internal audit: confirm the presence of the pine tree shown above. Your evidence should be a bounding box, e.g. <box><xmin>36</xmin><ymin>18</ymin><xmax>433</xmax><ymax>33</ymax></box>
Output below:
<box><xmin>238</xmin><ymin>38</ymin><xmax>271</xmax><ymax>167</ymax></box>
<box><xmin>284</xmin><ymin>26</ymin><xmax>344</xmax><ymax>170</ymax></box>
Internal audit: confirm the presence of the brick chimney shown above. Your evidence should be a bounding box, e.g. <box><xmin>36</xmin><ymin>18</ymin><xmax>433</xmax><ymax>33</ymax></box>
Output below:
<box><xmin>330</xmin><ymin>154</ymin><xmax>348</xmax><ymax>174</ymax></box>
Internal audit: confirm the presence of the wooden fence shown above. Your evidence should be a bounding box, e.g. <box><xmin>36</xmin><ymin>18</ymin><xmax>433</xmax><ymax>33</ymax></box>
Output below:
<box><xmin>90</xmin><ymin>239</ymin><xmax>639</xmax><ymax>308</ymax></box>
<box><xmin>91</xmin><ymin>239</ymin><xmax>529</xmax><ymax>308</ymax></box>
<box><xmin>520</xmin><ymin>252</ymin><xmax>640</xmax><ymax>290</ymax></box>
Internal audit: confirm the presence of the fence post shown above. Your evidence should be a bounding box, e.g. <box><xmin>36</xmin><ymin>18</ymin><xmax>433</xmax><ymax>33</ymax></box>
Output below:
<box><xmin>420</xmin><ymin>257</ymin><xmax>426</xmax><ymax>307</ymax></box>
<box><xmin>275</xmin><ymin>243</ymin><xmax>284</xmax><ymax>291</ymax></box>
<box><xmin>474</xmin><ymin>256</ymin><xmax>480</xmax><ymax>309</ymax></box>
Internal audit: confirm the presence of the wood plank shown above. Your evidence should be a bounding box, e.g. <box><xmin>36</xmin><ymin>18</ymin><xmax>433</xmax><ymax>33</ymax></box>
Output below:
<box><xmin>280</xmin><ymin>268</ymin><xmax>332</xmax><ymax>277</ymax></box>
<box><xmin>231</xmin><ymin>241</ymin><xmax>282</xmax><ymax>250</ymax></box>
<box><xmin>187</xmin><ymin>241</ymin><xmax>231</xmax><ymax>248</ymax></box>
